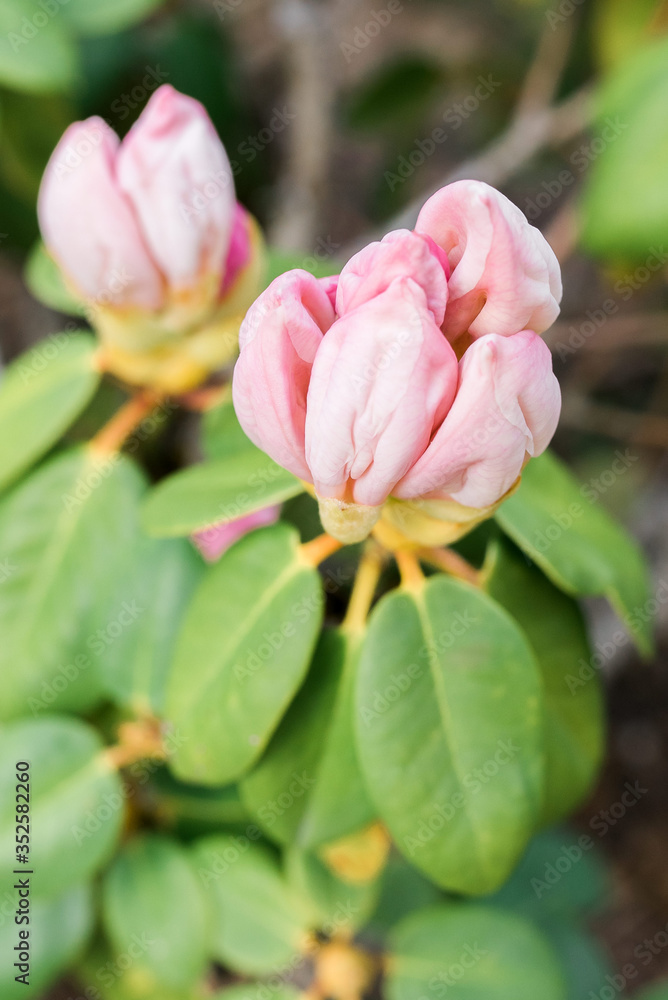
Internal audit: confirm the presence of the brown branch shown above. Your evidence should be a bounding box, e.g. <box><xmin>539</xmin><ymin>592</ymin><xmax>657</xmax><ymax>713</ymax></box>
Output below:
<box><xmin>346</xmin><ymin>10</ymin><xmax>592</xmax><ymax>253</ymax></box>
<box><xmin>377</xmin><ymin>84</ymin><xmax>594</xmax><ymax>240</ymax></box>
<box><xmin>269</xmin><ymin>0</ymin><xmax>336</xmax><ymax>251</ymax></box>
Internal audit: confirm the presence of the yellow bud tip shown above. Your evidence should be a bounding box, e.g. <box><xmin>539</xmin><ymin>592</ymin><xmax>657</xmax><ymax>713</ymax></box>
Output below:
<box><xmin>317</xmin><ymin>496</ymin><xmax>381</xmax><ymax>545</ymax></box>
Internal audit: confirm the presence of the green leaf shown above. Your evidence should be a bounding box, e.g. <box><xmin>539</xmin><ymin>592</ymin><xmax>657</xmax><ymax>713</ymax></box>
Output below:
<box><xmin>368</xmin><ymin>854</ymin><xmax>442</xmax><ymax>935</ymax></box>
<box><xmin>0</xmin><ymin>333</ymin><xmax>99</xmax><ymax>493</ymax></box>
<box><xmin>486</xmin><ymin>828</ymin><xmax>611</xmax><ymax>923</ymax></box>
<box><xmin>77</xmin><ymin>945</ymin><xmax>202</xmax><ymax>1000</ymax></box>
<box><xmin>0</xmin><ymin>884</ymin><xmax>93</xmax><ymax>999</ymax></box>
<box><xmin>284</xmin><ymin>846</ymin><xmax>379</xmax><ymax>933</ymax></box>
<box><xmin>193</xmin><ymin>835</ymin><xmax>310</xmax><ymax>976</ymax></box>
<box><xmin>166</xmin><ymin>523</ymin><xmax>323</xmax><ymax>784</ymax></box>
<box><xmin>0</xmin><ymin>447</ymin><xmax>146</xmax><ymax>719</ymax></box>
<box><xmin>496</xmin><ymin>451</ymin><xmax>654</xmax><ymax>656</ymax></box>
<box><xmin>0</xmin><ymin>716</ymin><xmax>124</xmax><ymax>900</ymax></box>
<box><xmin>141</xmin><ymin>449</ymin><xmax>304</xmax><ymax>538</ymax></box>
<box><xmin>592</xmin><ymin>0</ymin><xmax>660</xmax><ymax>70</ymax></box>
<box><xmin>202</xmin><ymin>397</ymin><xmax>257</xmax><ymax>461</ymax></box>
<box><xmin>484</xmin><ymin>538</ymin><xmax>605</xmax><ymax>826</ymax></box>
<box><xmin>147</xmin><ymin>768</ymin><xmax>254</xmax><ymax>837</ymax></box>
<box><xmin>538</xmin><ymin>919</ymin><xmax>614</xmax><ymax>1000</ymax></box>
<box><xmin>24</xmin><ymin>242</ymin><xmax>85</xmax><ymax>315</ymax></box>
<box><xmin>0</xmin><ymin>1</ymin><xmax>78</xmax><ymax>93</ymax></box>
<box><xmin>580</xmin><ymin>36</ymin><xmax>668</xmax><ymax>259</ymax></box>
<box><xmin>214</xmin><ymin>986</ymin><xmax>300</xmax><ymax>1000</ymax></box>
<box><xmin>637</xmin><ymin>988</ymin><xmax>668</xmax><ymax>1000</ymax></box>
<box><xmin>100</xmin><ymin>537</ymin><xmax>203</xmax><ymax>716</ymax></box>
<box><xmin>102</xmin><ymin>835</ymin><xmax>210</xmax><ymax>992</ymax></box>
<box><xmin>240</xmin><ymin>629</ymin><xmax>375</xmax><ymax>848</ymax></box>
<box><xmin>61</xmin><ymin>0</ymin><xmax>163</xmax><ymax>36</ymax></box>
<box><xmin>0</xmin><ymin>91</ymin><xmax>75</xmax><ymax>201</ymax></box>
<box><xmin>355</xmin><ymin>575</ymin><xmax>544</xmax><ymax>895</ymax></box>
<box><xmin>388</xmin><ymin>904</ymin><xmax>567</xmax><ymax>1000</ymax></box>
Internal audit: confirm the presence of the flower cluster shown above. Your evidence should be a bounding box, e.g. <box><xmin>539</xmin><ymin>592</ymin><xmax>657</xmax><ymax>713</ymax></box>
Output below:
<box><xmin>39</xmin><ymin>85</ymin><xmax>263</xmax><ymax>392</ymax></box>
<box><xmin>40</xmin><ymin>87</ymin><xmax>562</xmax><ymax>545</ymax></box>
<box><xmin>233</xmin><ymin>180</ymin><xmax>562</xmax><ymax>543</ymax></box>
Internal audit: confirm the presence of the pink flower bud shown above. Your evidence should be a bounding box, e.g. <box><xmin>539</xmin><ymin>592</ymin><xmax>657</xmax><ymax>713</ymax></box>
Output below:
<box><xmin>116</xmin><ymin>85</ymin><xmax>235</xmax><ymax>299</ymax></box>
<box><xmin>233</xmin><ymin>183</ymin><xmax>562</xmax><ymax>543</ymax></box>
<box><xmin>192</xmin><ymin>506</ymin><xmax>280</xmax><ymax>562</ymax></box>
<box><xmin>38</xmin><ymin>86</ymin><xmax>263</xmax><ymax>391</ymax></box>
<box><xmin>393</xmin><ymin>330</ymin><xmax>560</xmax><ymax>508</ymax></box>
<box><xmin>416</xmin><ymin>179</ymin><xmax>562</xmax><ymax>347</ymax></box>
<box><xmin>37</xmin><ymin>117</ymin><xmax>164</xmax><ymax>309</ymax></box>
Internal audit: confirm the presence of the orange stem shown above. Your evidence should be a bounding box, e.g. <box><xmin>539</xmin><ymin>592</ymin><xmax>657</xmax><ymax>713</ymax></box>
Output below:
<box><xmin>300</xmin><ymin>533</ymin><xmax>344</xmax><ymax>567</ymax></box>
<box><xmin>89</xmin><ymin>391</ymin><xmax>163</xmax><ymax>456</ymax></box>
<box><xmin>342</xmin><ymin>543</ymin><xmax>384</xmax><ymax>634</ymax></box>
<box><xmin>175</xmin><ymin>383</ymin><xmax>228</xmax><ymax>412</ymax></box>
<box><xmin>103</xmin><ymin>719</ymin><xmax>167</xmax><ymax>770</ymax></box>
<box><xmin>420</xmin><ymin>547</ymin><xmax>481</xmax><ymax>586</ymax></box>
<box><xmin>394</xmin><ymin>549</ymin><xmax>424</xmax><ymax>590</ymax></box>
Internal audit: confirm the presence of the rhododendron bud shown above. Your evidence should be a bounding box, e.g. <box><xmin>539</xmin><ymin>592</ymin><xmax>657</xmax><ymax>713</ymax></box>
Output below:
<box><xmin>233</xmin><ymin>181</ymin><xmax>562</xmax><ymax>545</ymax></box>
<box><xmin>191</xmin><ymin>506</ymin><xmax>280</xmax><ymax>562</ymax></box>
<box><xmin>38</xmin><ymin>85</ymin><xmax>264</xmax><ymax>393</ymax></box>
<box><xmin>416</xmin><ymin>179</ymin><xmax>562</xmax><ymax>349</ymax></box>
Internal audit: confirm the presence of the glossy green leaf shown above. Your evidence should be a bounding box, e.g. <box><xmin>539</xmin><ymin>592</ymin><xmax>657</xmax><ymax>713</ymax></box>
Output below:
<box><xmin>24</xmin><ymin>242</ymin><xmax>85</xmax><ymax>315</ymax></box>
<box><xmin>355</xmin><ymin>575</ymin><xmax>544</xmax><ymax>895</ymax></box>
<box><xmin>101</xmin><ymin>537</ymin><xmax>202</xmax><ymax>716</ymax></box>
<box><xmin>241</xmin><ymin>629</ymin><xmax>375</xmax><ymax>848</ymax></box>
<box><xmin>0</xmin><ymin>1</ymin><xmax>78</xmax><ymax>93</ymax></box>
<box><xmin>486</xmin><ymin>828</ymin><xmax>610</xmax><ymax>923</ymax></box>
<box><xmin>166</xmin><ymin>524</ymin><xmax>323</xmax><ymax>784</ymax></box>
<box><xmin>0</xmin><ymin>717</ymin><xmax>124</xmax><ymax>900</ymax></box>
<box><xmin>284</xmin><ymin>846</ymin><xmax>379</xmax><ymax>933</ymax></box>
<box><xmin>388</xmin><ymin>904</ymin><xmax>567</xmax><ymax>1000</ymax></box>
<box><xmin>193</xmin><ymin>835</ymin><xmax>310</xmax><ymax>976</ymax></box>
<box><xmin>496</xmin><ymin>451</ymin><xmax>653</xmax><ymax>656</ymax></box>
<box><xmin>0</xmin><ymin>447</ymin><xmax>145</xmax><ymax>719</ymax></box>
<box><xmin>484</xmin><ymin>538</ymin><xmax>605</xmax><ymax>826</ymax></box>
<box><xmin>0</xmin><ymin>884</ymin><xmax>93</xmax><ymax>999</ymax></box>
<box><xmin>102</xmin><ymin>835</ymin><xmax>210</xmax><ymax>991</ymax></box>
<box><xmin>141</xmin><ymin>449</ymin><xmax>304</xmax><ymax>538</ymax></box>
<box><xmin>0</xmin><ymin>333</ymin><xmax>99</xmax><ymax>493</ymax></box>
<box><xmin>581</xmin><ymin>36</ymin><xmax>668</xmax><ymax>259</ymax></box>
<box><xmin>61</xmin><ymin>0</ymin><xmax>163</xmax><ymax>35</ymax></box>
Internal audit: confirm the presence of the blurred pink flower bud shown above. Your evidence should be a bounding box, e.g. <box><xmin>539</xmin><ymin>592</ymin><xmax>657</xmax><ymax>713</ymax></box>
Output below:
<box><xmin>38</xmin><ymin>86</ymin><xmax>263</xmax><ymax>392</ymax></box>
<box><xmin>192</xmin><ymin>506</ymin><xmax>281</xmax><ymax>562</ymax></box>
<box><xmin>233</xmin><ymin>182</ymin><xmax>561</xmax><ymax>544</ymax></box>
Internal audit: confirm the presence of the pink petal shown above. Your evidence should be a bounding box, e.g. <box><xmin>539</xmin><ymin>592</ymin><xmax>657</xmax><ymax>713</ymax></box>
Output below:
<box><xmin>336</xmin><ymin>229</ymin><xmax>449</xmax><ymax>326</ymax></box>
<box><xmin>117</xmin><ymin>85</ymin><xmax>235</xmax><ymax>292</ymax></box>
<box><xmin>37</xmin><ymin>117</ymin><xmax>163</xmax><ymax>308</ymax></box>
<box><xmin>220</xmin><ymin>203</ymin><xmax>252</xmax><ymax>297</ymax></box>
<box><xmin>416</xmin><ymin>180</ymin><xmax>562</xmax><ymax>344</ymax></box>
<box><xmin>395</xmin><ymin>331</ymin><xmax>561</xmax><ymax>508</ymax></box>
<box><xmin>232</xmin><ymin>270</ymin><xmax>336</xmax><ymax>480</ymax></box>
<box><xmin>305</xmin><ymin>277</ymin><xmax>458</xmax><ymax>507</ymax></box>
<box><xmin>192</xmin><ymin>506</ymin><xmax>280</xmax><ymax>562</ymax></box>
